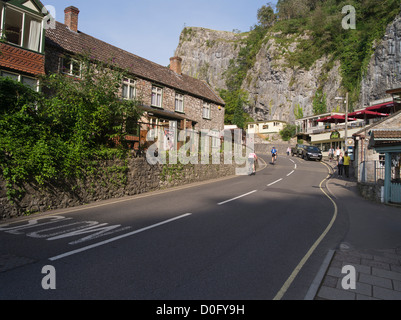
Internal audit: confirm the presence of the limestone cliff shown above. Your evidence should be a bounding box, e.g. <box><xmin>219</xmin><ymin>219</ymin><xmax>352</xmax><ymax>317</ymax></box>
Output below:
<box><xmin>175</xmin><ymin>13</ymin><xmax>401</xmax><ymax>123</ymax></box>
<box><xmin>176</xmin><ymin>27</ymin><xmax>247</xmax><ymax>90</ymax></box>
<box><xmin>360</xmin><ymin>13</ymin><xmax>401</xmax><ymax>106</ymax></box>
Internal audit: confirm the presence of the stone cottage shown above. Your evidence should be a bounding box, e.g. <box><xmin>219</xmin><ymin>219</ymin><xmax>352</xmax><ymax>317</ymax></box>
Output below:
<box><xmin>44</xmin><ymin>6</ymin><xmax>226</xmax><ymax>153</ymax></box>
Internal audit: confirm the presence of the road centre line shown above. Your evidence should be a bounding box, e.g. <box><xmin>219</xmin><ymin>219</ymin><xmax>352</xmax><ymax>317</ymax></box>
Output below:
<box><xmin>217</xmin><ymin>190</ymin><xmax>258</xmax><ymax>206</ymax></box>
<box><xmin>49</xmin><ymin>213</ymin><xmax>192</xmax><ymax>261</ymax></box>
<box><xmin>267</xmin><ymin>179</ymin><xmax>283</xmax><ymax>187</ymax></box>
<box><xmin>287</xmin><ymin>171</ymin><xmax>295</xmax><ymax>177</ymax></box>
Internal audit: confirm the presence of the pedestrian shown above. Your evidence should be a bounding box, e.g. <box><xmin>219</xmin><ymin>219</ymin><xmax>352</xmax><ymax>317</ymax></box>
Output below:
<box><xmin>328</xmin><ymin>146</ymin><xmax>334</xmax><ymax>162</ymax></box>
<box><xmin>286</xmin><ymin>146</ymin><xmax>291</xmax><ymax>156</ymax></box>
<box><xmin>343</xmin><ymin>151</ymin><xmax>351</xmax><ymax>178</ymax></box>
<box><xmin>335</xmin><ymin>146</ymin><xmax>341</xmax><ymax>164</ymax></box>
<box><xmin>248</xmin><ymin>150</ymin><xmax>258</xmax><ymax>175</ymax></box>
<box><xmin>338</xmin><ymin>152</ymin><xmax>344</xmax><ymax>177</ymax></box>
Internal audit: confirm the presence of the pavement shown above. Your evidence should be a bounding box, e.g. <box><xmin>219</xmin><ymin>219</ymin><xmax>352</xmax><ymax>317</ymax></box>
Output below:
<box><xmin>307</xmin><ymin>159</ymin><xmax>401</xmax><ymax>300</ymax></box>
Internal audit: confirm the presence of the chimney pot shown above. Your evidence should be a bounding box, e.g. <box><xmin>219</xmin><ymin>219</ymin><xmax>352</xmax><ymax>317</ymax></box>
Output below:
<box><xmin>170</xmin><ymin>56</ymin><xmax>182</xmax><ymax>75</ymax></box>
<box><xmin>64</xmin><ymin>6</ymin><xmax>80</xmax><ymax>32</ymax></box>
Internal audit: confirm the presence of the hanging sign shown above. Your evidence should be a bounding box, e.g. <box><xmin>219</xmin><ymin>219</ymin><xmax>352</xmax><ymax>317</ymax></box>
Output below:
<box><xmin>330</xmin><ymin>131</ymin><xmax>340</xmax><ymax>140</ymax></box>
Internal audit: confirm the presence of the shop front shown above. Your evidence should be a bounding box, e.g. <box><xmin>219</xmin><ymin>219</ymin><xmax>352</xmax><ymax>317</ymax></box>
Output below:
<box><xmin>369</xmin><ymin>129</ymin><xmax>401</xmax><ymax>204</ymax></box>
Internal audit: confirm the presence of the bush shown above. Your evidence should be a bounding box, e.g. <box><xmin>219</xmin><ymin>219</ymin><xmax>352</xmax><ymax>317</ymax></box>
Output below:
<box><xmin>280</xmin><ymin>124</ymin><xmax>297</xmax><ymax>141</ymax></box>
<box><xmin>0</xmin><ymin>55</ymin><xmax>142</xmax><ymax>199</ymax></box>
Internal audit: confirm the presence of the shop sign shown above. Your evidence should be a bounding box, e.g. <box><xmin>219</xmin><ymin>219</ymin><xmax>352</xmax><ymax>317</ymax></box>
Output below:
<box><xmin>330</xmin><ymin>131</ymin><xmax>340</xmax><ymax>140</ymax></box>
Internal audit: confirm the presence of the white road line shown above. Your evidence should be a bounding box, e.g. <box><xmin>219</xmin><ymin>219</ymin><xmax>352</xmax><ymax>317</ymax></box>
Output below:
<box><xmin>287</xmin><ymin>171</ymin><xmax>295</xmax><ymax>177</ymax></box>
<box><xmin>295</xmin><ymin>164</ymin><xmax>297</xmax><ymax>169</ymax></box>
<box><xmin>267</xmin><ymin>179</ymin><xmax>283</xmax><ymax>187</ymax></box>
<box><xmin>49</xmin><ymin>213</ymin><xmax>192</xmax><ymax>261</ymax></box>
<box><xmin>289</xmin><ymin>159</ymin><xmax>295</xmax><ymax>164</ymax></box>
<box><xmin>218</xmin><ymin>190</ymin><xmax>257</xmax><ymax>206</ymax></box>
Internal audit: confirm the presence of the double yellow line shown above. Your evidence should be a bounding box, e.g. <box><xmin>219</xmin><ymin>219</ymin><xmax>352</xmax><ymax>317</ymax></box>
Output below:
<box><xmin>273</xmin><ymin>162</ymin><xmax>338</xmax><ymax>300</ymax></box>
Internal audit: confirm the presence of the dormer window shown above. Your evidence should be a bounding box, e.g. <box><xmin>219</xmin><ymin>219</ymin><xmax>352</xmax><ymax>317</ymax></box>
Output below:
<box><xmin>1</xmin><ymin>5</ymin><xmax>43</xmax><ymax>53</ymax></box>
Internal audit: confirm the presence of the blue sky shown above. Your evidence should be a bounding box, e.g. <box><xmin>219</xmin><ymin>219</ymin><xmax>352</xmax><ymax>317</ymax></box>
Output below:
<box><xmin>45</xmin><ymin>1</ymin><xmax>277</xmax><ymax>66</ymax></box>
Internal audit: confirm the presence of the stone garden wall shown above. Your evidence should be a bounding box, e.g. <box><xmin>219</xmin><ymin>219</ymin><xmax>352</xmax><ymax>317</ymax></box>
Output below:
<box><xmin>0</xmin><ymin>157</ymin><xmax>236</xmax><ymax>220</ymax></box>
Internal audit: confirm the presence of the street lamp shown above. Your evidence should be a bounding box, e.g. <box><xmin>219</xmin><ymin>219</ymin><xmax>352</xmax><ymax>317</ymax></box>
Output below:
<box><xmin>335</xmin><ymin>92</ymin><xmax>349</xmax><ymax>151</ymax></box>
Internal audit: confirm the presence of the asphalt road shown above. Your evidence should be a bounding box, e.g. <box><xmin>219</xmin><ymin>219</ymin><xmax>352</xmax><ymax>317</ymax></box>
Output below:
<box><xmin>0</xmin><ymin>154</ymin><xmax>347</xmax><ymax>301</ymax></box>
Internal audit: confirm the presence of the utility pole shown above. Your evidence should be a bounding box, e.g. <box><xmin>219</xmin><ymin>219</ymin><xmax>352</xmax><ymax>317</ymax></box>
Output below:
<box><xmin>345</xmin><ymin>91</ymin><xmax>349</xmax><ymax>152</ymax></box>
<box><xmin>335</xmin><ymin>93</ymin><xmax>349</xmax><ymax>151</ymax></box>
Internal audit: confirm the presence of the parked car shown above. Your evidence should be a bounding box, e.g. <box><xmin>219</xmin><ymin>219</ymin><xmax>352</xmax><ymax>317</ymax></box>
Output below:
<box><xmin>300</xmin><ymin>145</ymin><xmax>323</xmax><ymax>161</ymax></box>
<box><xmin>291</xmin><ymin>144</ymin><xmax>305</xmax><ymax>157</ymax></box>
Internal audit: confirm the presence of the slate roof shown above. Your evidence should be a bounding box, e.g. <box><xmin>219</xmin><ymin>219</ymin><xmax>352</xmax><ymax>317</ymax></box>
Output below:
<box><xmin>371</xmin><ymin>129</ymin><xmax>401</xmax><ymax>140</ymax></box>
<box><xmin>369</xmin><ymin>129</ymin><xmax>401</xmax><ymax>149</ymax></box>
<box><xmin>45</xmin><ymin>21</ymin><xmax>225</xmax><ymax>106</ymax></box>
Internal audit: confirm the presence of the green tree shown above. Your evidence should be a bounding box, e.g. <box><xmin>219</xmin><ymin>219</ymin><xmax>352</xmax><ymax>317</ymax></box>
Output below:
<box><xmin>294</xmin><ymin>104</ymin><xmax>304</xmax><ymax>119</ymax></box>
<box><xmin>257</xmin><ymin>4</ymin><xmax>276</xmax><ymax>28</ymax></box>
<box><xmin>218</xmin><ymin>89</ymin><xmax>252</xmax><ymax>129</ymax></box>
<box><xmin>312</xmin><ymin>89</ymin><xmax>327</xmax><ymax>115</ymax></box>
<box><xmin>280</xmin><ymin>124</ymin><xmax>297</xmax><ymax>141</ymax></box>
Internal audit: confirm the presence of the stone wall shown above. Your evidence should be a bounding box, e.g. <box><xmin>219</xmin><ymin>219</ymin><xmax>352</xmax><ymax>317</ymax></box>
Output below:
<box><xmin>0</xmin><ymin>157</ymin><xmax>236</xmax><ymax>221</ymax></box>
<box><xmin>357</xmin><ymin>181</ymin><xmax>384</xmax><ymax>203</ymax></box>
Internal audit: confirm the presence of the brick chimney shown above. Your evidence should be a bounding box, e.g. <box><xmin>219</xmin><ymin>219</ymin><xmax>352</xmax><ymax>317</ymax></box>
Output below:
<box><xmin>170</xmin><ymin>56</ymin><xmax>182</xmax><ymax>74</ymax></box>
<box><xmin>64</xmin><ymin>6</ymin><xmax>80</xmax><ymax>32</ymax></box>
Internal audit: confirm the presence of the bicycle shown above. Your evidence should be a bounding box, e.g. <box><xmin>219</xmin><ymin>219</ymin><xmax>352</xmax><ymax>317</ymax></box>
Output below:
<box><xmin>271</xmin><ymin>153</ymin><xmax>277</xmax><ymax>165</ymax></box>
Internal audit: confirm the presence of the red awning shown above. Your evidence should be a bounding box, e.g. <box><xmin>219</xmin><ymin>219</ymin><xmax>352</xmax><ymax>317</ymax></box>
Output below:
<box><xmin>366</xmin><ymin>102</ymin><xmax>394</xmax><ymax>112</ymax></box>
<box><xmin>348</xmin><ymin>110</ymin><xmax>389</xmax><ymax>119</ymax></box>
<box><xmin>317</xmin><ymin>115</ymin><xmax>357</xmax><ymax>123</ymax></box>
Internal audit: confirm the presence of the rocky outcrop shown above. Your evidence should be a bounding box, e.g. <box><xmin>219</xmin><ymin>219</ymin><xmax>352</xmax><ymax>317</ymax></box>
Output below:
<box><xmin>175</xmin><ymin>27</ymin><xmax>344</xmax><ymax>122</ymax></box>
<box><xmin>359</xmin><ymin>13</ymin><xmax>401</xmax><ymax>106</ymax></box>
<box><xmin>176</xmin><ymin>27</ymin><xmax>246</xmax><ymax>90</ymax></box>
<box><xmin>241</xmin><ymin>34</ymin><xmax>343</xmax><ymax>122</ymax></box>
<box><xmin>175</xmin><ymin>13</ymin><xmax>401</xmax><ymax>123</ymax></box>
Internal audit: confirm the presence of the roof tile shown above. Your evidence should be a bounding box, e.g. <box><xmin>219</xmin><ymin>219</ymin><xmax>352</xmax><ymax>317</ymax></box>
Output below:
<box><xmin>45</xmin><ymin>22</ymin><xmax>225</xmax><ymax>106</ymax></box>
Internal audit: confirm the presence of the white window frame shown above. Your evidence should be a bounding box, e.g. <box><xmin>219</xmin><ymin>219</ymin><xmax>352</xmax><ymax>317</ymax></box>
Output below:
<box><xmin>151</xmin><ymin>85</ymin><xmax>163</xmax><ymax>108</ymax></box>
<box><xmin>61</xmin><ymin>56</ymin><xmax>82</xmax><ymax>78</ymax></box>
<box><xmin>211</xmin><ymin>130</ymin><xmax>220</xmax><ymax>149</ymax></box>
<box><xmin>122</xmin><ymin>78</ymin><xmax>136</xmax><ymax>100</ymax></box>
<box><xmin>1</xmin><ymin>5</ymin><xmax>44</xmax><ymax>53</ymax></box>
<box><xmin>1</xmin><ymin>70</ymin><xmax>39</xmax><ymax>91</ymax></box>
<box><xmin>175</xmin><ymin>92</ymin><xmax>184</xmax><ymax>113</ymax></box>
<box><xmin>202</xmin><ymin>101</ymin><xmax>211</xmax><ymax>119</ymax></box>
<box><xmin>0</xmin><ymin>3</ymin><xmax>4</xmax><ymax>38</ymax></box>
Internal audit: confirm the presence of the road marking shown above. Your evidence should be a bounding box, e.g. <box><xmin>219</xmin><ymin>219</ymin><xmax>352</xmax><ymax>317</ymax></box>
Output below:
<box><xmin>267</xmin><ymin>179</ymin><xmax>283</xmax><ymax>187</ymax></box>
<box><xmin>217</xmin><ymin>190</ymin><xmax>257</xmax><ymax>206</ymax></box>
<box><xmin>273</xmin><ymin>162</ymin><xmax>337</xmax><ymax>300</ymax></box>
<box><xmin>287</xmin><ymin>170</ymin><xmax>295</xmax><ymax>177</ymax></box>
<box><xmin>49</xmin><ymin>213</ymin><xmax>192</xmax><ymax>261</ymax></box>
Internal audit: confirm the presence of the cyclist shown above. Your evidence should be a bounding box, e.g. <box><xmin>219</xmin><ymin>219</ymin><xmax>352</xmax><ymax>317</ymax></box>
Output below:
<box><xmin>248</xmin><ymin>151</ymin><xmax>258</xmax><ymax>175</ymax></box>
<box><xmin>271</xmin><ymin>146</ymin><xmax>278</xmax><ymax>165</ymax></box>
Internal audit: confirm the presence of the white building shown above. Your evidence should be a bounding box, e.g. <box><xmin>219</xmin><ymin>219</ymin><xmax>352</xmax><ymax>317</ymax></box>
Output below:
<box><xmin>247</xmin><ymin>120</ymin><xmax>287</xmax><ymax>135</ymax></box>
